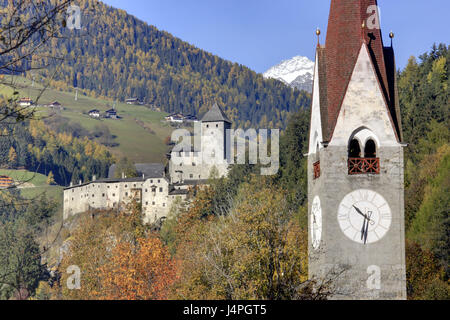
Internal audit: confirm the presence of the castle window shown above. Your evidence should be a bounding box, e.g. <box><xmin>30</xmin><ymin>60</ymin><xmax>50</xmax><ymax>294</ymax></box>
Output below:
<box><xmin>206</xmin><ymin>125</ymin><xmax>209</xmax><ymax>128</ymax></box>
<box><xmin>146</xmin><ymin>202</ymin><xmax>148</xmax><ymax>205</ymax></box>
<box><xmin>190</xmin><ymin>174</ymin><xmax>193</xmax><ymax>179</ymax></box>
<box><xmin>152</xmin><ymin>201</ymin><xmax>155</xmax><ymax>205</ymax></box>
<box><xmin>125</xmin><ymin>192</ymin><xmax>128</xmax><ymax>196</ymax></box>
<box><xmin>125</xmin><ymin>185</ymin><xmax>128</xmax><ymax>188</ymax></box>
<box><xmin>102</xmin><ymin>194</ymin><xmax>105</xmax><ymax>197</ymax></box>
<box><xmin>216</xmin><ymin>124</ymin><xmax>218</xmax><ymax>128</ymax></box>
<box><xmin>163</xmin><ymin>203</ymin><xmax>166</xmax><ymax>207</ymax></box>
<box><xmin>192</xmin><ymin>162</ymin><xmax>196</xmax><ymax>166</ymax></box>
<box><xmin>158</xmin><ymin>180</ymin><xmax>160</xmax><ymax>183</ymax></box>
<box><xmin>159</xmin><ymin>187</ymin><xmax>163</xmax><ymax>192</ymax></box>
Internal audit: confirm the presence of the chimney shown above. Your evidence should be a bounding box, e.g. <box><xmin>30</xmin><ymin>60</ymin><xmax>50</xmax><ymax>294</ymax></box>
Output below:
<box><xmin>70</xmin><ymin>182</ymin><xmax>73</xmax><ymax>187</ymax></box>
<box><xmin>122</xmin><ymin>172</ymin><xmax>125</xmax><ymax>179</ymax></box>
<box><xmin>79</xmin><ymin>180</ymin><xmax>82</xmax><ymax>185</ymax></box>
<box><xmin>93</xmin><ymin>175</ymin><xmax>96</xmax><ymax>181</ymax></box>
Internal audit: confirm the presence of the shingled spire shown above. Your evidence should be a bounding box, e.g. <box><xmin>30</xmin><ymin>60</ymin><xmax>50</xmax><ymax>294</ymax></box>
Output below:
<box><xmin>321</xmin><ymin>0</ymin><xmax>402</xmax><ymax>142</ymax></box>
<box><xmin>201</xmin><ymin>102</ymin><xmax>232</xmax><ymax>124</ymax></box>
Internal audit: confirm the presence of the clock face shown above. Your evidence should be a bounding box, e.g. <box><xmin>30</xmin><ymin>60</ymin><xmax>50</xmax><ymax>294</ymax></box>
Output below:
<box><xmin>338</xmin><ymin>190</ymin><xmax>391</xmax><ymax>244</ymax></box>
<box><xmin>311</xmin><ymin>196</ymin><xmax>322</xmax><ymax>249</ymax></box>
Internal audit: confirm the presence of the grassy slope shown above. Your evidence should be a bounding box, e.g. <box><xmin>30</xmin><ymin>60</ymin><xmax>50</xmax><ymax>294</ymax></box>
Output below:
<box><xmin>0</xmin><ymin>169</ymin><xmax>62</xmax><ymax>202</ymax></box>
<box><xmin>0</xmin><ymin>76</ymin><xmax>174</xmax><ymax>163</ymax></box>
<box><xmin>0</xmin><ymin>169</ymin><xmax>48</xmax><ymax>186</ymax></box>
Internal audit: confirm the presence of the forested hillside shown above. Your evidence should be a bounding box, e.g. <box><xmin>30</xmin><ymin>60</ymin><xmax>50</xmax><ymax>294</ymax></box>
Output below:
<box><xmin>36</xmin><ymin>0</ymin><xmax>310</xmax><ymax>129</ymax></box>
<box><xmin>399</xmin><ymin>44</ymin><xmax>449</xmax><ymax>299</ymax></box>
<box><xmin>0</xmin><ymin>120</ymin><xmax>114</xmax><ymax>186</ymax></box>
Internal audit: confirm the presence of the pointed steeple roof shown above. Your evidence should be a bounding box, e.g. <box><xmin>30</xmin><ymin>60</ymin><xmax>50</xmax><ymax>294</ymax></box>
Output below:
<box><xmin>201</xmin><ymin>102</ymin><xmax>232</xmax><ymax>124</ymax></box>
<box><xmin>319</xmin><ymin>0</ymin><xmax>402</xmax><ymax>142</ymax></box>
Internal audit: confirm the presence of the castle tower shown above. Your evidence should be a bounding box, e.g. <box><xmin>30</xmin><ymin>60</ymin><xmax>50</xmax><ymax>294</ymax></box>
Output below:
<box><xmin>200</xmin><ymin>102</ymin><xmax>232</xmax><ymax>168</ymax></box>
<box><xmin>307</xmin><ymin>0</ymin><xmax>406</xmax><ymax>300</ymax></box>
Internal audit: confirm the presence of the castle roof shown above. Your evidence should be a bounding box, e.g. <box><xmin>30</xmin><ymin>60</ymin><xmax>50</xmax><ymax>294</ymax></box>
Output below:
<box><xmin>201</xmin><ymin>102</ymin><xmax>231</xmax><ymax>124</ymax></box>
<box><xmin>318</xmin><ymin>0</ymin><xmax>402</xmax><ymax>142</ymax></box>
<box><xmin>108</xmin><ymin>163</ymin><xmax>165</xmax><ymax>179</ymax></box>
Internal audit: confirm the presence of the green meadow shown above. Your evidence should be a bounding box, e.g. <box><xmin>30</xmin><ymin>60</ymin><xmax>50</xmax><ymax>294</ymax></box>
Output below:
<box><xmin>0</xmin><ymin>76</ymin><xmax>176</xmax><ymax>163</ymax></box>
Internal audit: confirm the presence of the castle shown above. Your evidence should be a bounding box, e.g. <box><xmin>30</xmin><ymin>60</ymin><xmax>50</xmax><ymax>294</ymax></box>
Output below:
<box><xmin>63</xmin><ymin>103</ymin><xmax>233</xmax><ymax>224</ymax></box>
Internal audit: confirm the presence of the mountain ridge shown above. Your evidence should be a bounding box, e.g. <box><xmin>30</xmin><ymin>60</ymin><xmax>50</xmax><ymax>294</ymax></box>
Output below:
<box><xmin>263</xmin><ymin>56</ymin><xmax>314</xmax><ymax>93</ymax></box>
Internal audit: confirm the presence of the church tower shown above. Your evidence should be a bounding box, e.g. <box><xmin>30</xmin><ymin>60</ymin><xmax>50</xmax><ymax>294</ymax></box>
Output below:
<box><xmin>307</xmin><ymin>0</ymin><xmax>407</xmax><ymax>300</ymax></box>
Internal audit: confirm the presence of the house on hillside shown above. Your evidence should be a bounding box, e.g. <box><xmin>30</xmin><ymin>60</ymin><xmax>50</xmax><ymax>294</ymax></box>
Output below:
<box><xmin>105</xmin><ymin>108</ymin><xmax>118</xmax><ymax>119</ymax></box>
<box><xmin>165</xmin><ymin>113</ymin><xmax>185</xmax><ymax>123</ymax></box>
<box><xmin>0</xmin><ymin>176</ymin><xmax>14</xmax><ymax>189</ymax></box>
<box><xmin>48</xmin><ymin>101</ymin><xmax>63</xmax><ymax>110</ymax></box>
<box><xmin>18</xmin><ymin>98</ymin><xmax>33</xmax><ymax>107</ymax></box>
<box><xmin>126</xmin><ymin>98</ymin><xmax>143</xmax><ymax>105</ymax></box>
<box><xmin>89</xmin><ymin>109</ymin><xmax>100</xmax><ymax>118</ymax></box>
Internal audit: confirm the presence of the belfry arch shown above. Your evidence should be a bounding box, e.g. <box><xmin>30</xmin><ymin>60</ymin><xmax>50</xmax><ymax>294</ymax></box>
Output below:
<box><xmin>348</xmin><ymin>127</ymin><xmax>380</xmax><ymax>175</ymax></box>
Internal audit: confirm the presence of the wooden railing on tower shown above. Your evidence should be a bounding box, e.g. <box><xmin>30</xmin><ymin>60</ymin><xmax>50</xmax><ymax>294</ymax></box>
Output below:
<box><xmin>313</xmin><ymin>161</ymin><xmax>321</xmax><ymax>179</ymax></box>
<box><xmin>348</xmin><ymin>158</ymin><xmax>380</xmax><ymax>175</ymax></box>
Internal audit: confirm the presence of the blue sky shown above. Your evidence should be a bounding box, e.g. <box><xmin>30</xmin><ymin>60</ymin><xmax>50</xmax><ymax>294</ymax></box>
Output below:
<box><xmin>102</xmin><ymin>0</ymin><xmax>449</xmax><ymax>73</ymax></box>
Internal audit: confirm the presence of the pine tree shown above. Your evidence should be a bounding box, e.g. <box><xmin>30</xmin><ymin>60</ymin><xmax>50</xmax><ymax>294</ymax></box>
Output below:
<box><xmin>8</xmin><ymin>147</ymin><xmax>17</xmax><ymax>168</ymax></box>
<box><xmin>46</xmin><ymin>171</ymin><xmax>55</xmax><ymax>185</ymax></box>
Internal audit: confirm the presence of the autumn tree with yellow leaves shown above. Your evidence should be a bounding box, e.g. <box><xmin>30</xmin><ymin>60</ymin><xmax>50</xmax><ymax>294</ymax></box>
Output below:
<box><xmin>169</xmin><ymin>179</ymin><xmax>331</xmax><ymax>300</ymax></box>
<box><xmin>58</xmin><ymin>201</ymin><xmax>176</xmax><ymax>300</ymax></box>
<box><xmin>98</xmin><ymin>236</ymin><xmax>176</xmax><ymax>300</ymax></box>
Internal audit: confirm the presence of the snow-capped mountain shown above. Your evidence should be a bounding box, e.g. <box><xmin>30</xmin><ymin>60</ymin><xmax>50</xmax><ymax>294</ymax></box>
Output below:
<box><xmin>263</xmin><ymin>56</ymin><xmax>314</xmax><ymax>92</ymax></box>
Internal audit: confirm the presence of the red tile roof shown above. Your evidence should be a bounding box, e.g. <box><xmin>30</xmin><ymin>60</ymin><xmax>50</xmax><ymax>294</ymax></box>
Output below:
<box><xmin>319</xmin><ymin>0</ymin><xmax>402</xmax><ymax>142</ymax></box>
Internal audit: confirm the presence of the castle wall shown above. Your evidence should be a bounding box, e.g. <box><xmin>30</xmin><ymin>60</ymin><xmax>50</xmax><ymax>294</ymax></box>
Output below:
<box><xmin>63</xmin><ymin>177</ymin><xmax>186</xmax><ymax>224</ymax></box>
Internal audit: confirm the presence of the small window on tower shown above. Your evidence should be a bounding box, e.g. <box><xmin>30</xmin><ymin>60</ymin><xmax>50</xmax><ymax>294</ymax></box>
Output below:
<box><xmin>348</xmin><ymin>139</ymin><xmax>361</xmax><ymax>158</ymax></box>
<box><xmin>364</xmin><ymin>140</ymin><xmax>377</xmax><ymax>158</ymax></box>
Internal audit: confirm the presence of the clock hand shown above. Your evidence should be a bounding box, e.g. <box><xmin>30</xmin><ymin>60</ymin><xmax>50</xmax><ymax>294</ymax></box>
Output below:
<box><xmin>363</xmin><ymin>212</ymin><xmax>373</xmax><ymax>244</ymax></box>
<box><xmin>361</xmin><ymin>217</ymin><xmax>367</xmax><ymax>241</ymax></box>
<box><xmin>353</xmin><ymin>205</ymin><xmax>374</xmax><ymax>224</ymax></box>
